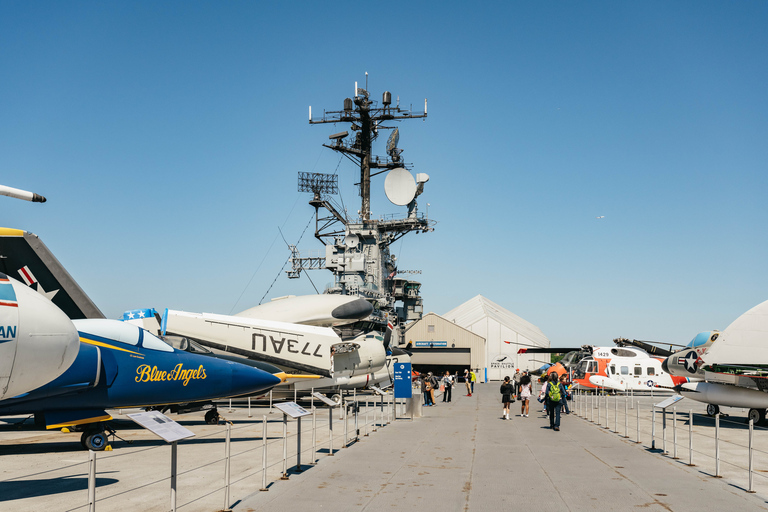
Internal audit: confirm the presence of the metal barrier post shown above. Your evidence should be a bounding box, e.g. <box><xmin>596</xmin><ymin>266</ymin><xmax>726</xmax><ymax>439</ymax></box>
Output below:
<box><xmin>715</xmin><ymin>413</ymin><xmax>721</xmax><ymax>478</ymax></box>
<box><xmin>281</xmin><ymin>413</ymin><xmax>289</xmax><ymax>480</ymax></box>
<box><xmin>364</xmin><ymin>400</ymin><xmax>369</xmax><ymax>436</ymax></box>
<box><xmin>672</xmin><ymin>407</ymin><xmax>679</xmax><ymax>459</ymax></box>
<box><xmin>328</xmin><ymin>407</ymin><xmax>334</xmax><ymax>456</ymax></box>
<box><xmin>623</xmin><ymin>398</ymin><xmax>629</xmax><ymax>438</ymax></box>
<box><xmin>248</xmin><ymin>397</ymin><xmax>252</xmax><ymax>418</ymax></box>
<box><xmin>269</xmin><ymin>390</ymin><xmax>273</xmax><ymax>414</ymax></box>
<box><xmin>296</xmin><ymin>416</ymin><xmax>302</xmax><ymax>473</ymax></box>
<box><xmin>748</xmin><ymin>418</ymin><xmax>756</xmax><ymax>493</ymax></box>
<box><xmin>224</xmin><ymin>422</ymin><xmax>232</xmax><ymax>511</ymax></box>
<box><xmin>260</xmin><ymin>416</ymin><xmax>268</xmax><ymax>491</ymax></box>
<box><xmin>311</xmin><ymin>407</ymin><xmax>317</xmax><ymax>464</ymax></box>
<box><xmin>88</xmin><ymin>450</ymin><xmax>96</xmax><ymax>512</ymax></box>
<box><xmin>373</xmin><ymin>404</ymin><xmax>378</xmax><ymax>432</ymax></box>
<box><xmin>343</xmin><ymin>402</ymin><xmax>348</xmax><ymax>448</ymax></box>
<box><xmin>687</xmin><ymin>410</ymin><xmax>695</xmax><ymax>466</ymax></box>
<box><xmin>614</xmin><ymin>395</ymin><xmax>617</xmax><ymax>433</ymax></box>
<box><xmin>651</xmin><ymin>408</ymin><xmax>656</xmax><ymax>450</ymax></box>
<box><xmin>170</xmin><ymin>441</ymin><xmax>178</xmax><ymax>512</ymax></box>
<box><xmin>354</xmin><ymin>390</ymin><xmax>359</xmax><ymax>442</ymax></box>
<box><xmin>662</xmin><ymin>408</ymin><xmax>667</xmax><ymax>455</ymax></box>
<box><xmin>635</xmin><ymin>401</ymin><xmax>641</xmax><ymax>443</ymax></box>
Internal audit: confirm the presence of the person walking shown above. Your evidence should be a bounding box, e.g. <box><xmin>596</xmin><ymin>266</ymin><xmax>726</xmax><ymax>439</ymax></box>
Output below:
<box><xmin>469</xmin><ymin>369</ymin><xmax>477</xmax><ymax>394</ymax></box>
<box><xmin>499</xmin><ymin>376</ymin><xmax>514</xmax><ymax>420</ymax></box>
<box><xmin>559</xmin><ymin>374</ymin><xmax>571</xmax><ymax>414</ymax></box>
<box><xmin>544</xmin><ymin>372</ymin><xmax>567</xmax><ymax>431</ymax></box>
<box><xmin>421</xmin><ymin>376</ymin><xmax>433</xmax><ymax>406</ymax></box>
<box><xmin>519</xmin><ymin>373</ymin><xmax>532</xmax><ymax>417</ymax></box>
<box><xmin>513</xmin><ymin>369</ymin><xmax>522</xmax><ymax>396</ymax></box>
<box><xmin>428</xmin><ymin>372</ymin><xmax>438</xmax><ymax>406</ymax></box>
<box><xmin>464</xmin><ymin>369</ymin><xmax>472</xmax><ymax>396</ymax></box>
<box><xmin>442</xmin><ymin>371</ymin><xmax>454</xmax><ymax>402</ymax></box>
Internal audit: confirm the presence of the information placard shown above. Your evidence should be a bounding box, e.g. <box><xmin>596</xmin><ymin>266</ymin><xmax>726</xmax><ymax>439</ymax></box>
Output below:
<box><xmin>274</xmin><ymin>401</ymin><xmax>312</xmax><ymax>418</ymax></box>
<box><xmin>393</xmin><ymin>362</ymin><xmax>412</xmax><ymax>399</ymax></box>
<box><xmin>654</xmin><ymin>395</ymin><xmax>685</xmax><ymax>410</ymax></box>
<box><xmin>311</xmin><ymin>392</ymin><xmax>339</xmax><ymax>407</ymax></box>
<box><xmin>127</xmin><ymin>411</ymin><xmax>195</xmax><ymax>443</ymax></box>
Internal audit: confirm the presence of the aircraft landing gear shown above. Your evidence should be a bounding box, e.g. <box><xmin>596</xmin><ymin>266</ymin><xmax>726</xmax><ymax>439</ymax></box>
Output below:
<box><xmin>204</xmin><ymin>408</ymin><xmax>220</xmax><ymax>425</ymax></box>
<box><xmin>706</xmin><ymin>404</ymin><xmax>720</xmax><ymax>417</ymax></box>
<box><xmin>81</xmin><ymin>430</ymin><xmax>108</xmax><ymax>451</ymax></box>
<box><xmin>747</xmin><ymin>408</ymin><xmax>766</xmax><ymax>426</ymax></box>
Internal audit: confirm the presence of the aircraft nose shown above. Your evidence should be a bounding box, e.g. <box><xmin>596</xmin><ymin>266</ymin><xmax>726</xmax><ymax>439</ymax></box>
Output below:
<box><xmin>331</xmin><ymin>298</ymin><xmax>373</xmax><ymax>320</ymax></box>
<box><xmin>661</xmin><ymin>358</ymin><xmax>670</xmax><ymax>374</ymax></box>
<box><xmin>229</xmin><ymin>364</ymin><xmax>282</xmax><ymax>396</ymax></box>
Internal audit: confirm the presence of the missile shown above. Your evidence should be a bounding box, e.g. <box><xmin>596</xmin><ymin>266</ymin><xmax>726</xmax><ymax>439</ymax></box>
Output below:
<box><xmin>680</xmin><ymin>381</ymin><xmax>768</xmax><ymax>409</ymax></box>
<box><xmin>0</xmin><ymin>185</ymin><xmax>47</xmax><ymax>203</ymax></box>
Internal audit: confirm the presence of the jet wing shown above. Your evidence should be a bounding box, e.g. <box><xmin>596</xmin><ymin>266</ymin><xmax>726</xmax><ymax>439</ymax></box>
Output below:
<box><xmin>0</xmin><ymin>228</ymin><xmax>104</xmax><ymax>319</ymax></box>
<box><xmin>164</xmin><ymin>310</ymin><xmax>336</xmax><ymax>377</ymax></box>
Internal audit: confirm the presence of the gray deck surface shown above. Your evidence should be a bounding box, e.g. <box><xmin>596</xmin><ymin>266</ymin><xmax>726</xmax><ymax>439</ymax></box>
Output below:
<box><xmin>235</xmin><ymin>384</ymin><xmax>768</xmax><ymax>512</ymax></box>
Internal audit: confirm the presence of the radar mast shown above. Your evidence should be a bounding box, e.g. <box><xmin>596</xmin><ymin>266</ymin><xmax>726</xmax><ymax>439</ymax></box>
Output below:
<box><xmin>290</xmin><ymin>76</ymin><xmax>434</xmax><ymax>343</ymax></box>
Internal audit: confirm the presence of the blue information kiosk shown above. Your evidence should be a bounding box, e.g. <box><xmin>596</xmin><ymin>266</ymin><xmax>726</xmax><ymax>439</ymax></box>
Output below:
<box><xmin>393</xmin><ymin>362</ymin><xmax>412</xmax><ymax>420</ymax></box>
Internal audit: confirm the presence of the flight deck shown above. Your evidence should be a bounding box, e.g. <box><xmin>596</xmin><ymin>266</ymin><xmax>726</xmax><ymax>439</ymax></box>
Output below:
<box><xmin>2</xmin><ymin>384</ymin><xmax>768</xmax><ymax>511</ymax></box>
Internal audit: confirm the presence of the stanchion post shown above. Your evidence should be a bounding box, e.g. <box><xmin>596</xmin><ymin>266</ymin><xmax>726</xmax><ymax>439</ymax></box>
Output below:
<box><xmin>170</xmin><ymin>441</ymin><xmax>178</xmax><ymax>512</ymax></box>
<box><xmin>343</xmin><ymin>402</ymin><xmax>348</xmax><ymax>448</ymax></box>
<box><xmin>88</xmin><ymin>450</ymin><xmax>96</xmax><ymax>512</ymax></box>
<box><xmin>614</xmin><ymin>395</ymin><xmax>617</xmax><ymax>433</ymax></box>
<box><xmin>296</xmin><ymin>416</ymin><xmax>302</xmax><ymax>473</ymax></box>
<box><xmin>651</xmin><ymin>407</ymin><xmax>656</xmax><ymax>450</ymax></box>
<box><xmin>748</xmin><ymin>418</ymin><xmax>756</xmax><ymax>493</ymax></box>
<box><xmin>687</xmin><ymin>409</ymin><xmax>695</xmax><ymax>466</ymax></box>
<box><xmin>248</xmin><ymin>397</ymin><xmax>252</xmax><ymax>418</ymax></box>
<box><xmin>328</xmin><ymin>407</ymin><xmax>334</xmax><ymax>456</ymax></box>
<box><xmin>311</xmin><ymin>407</ymin><xmax>317</xmax><ymax>464</ymax></box>
<box><xmin>672</xmin><ymin>407</ymin><xmax>679</xmax><ymax>459</ymax></box>
<box><xmin>662</xmin><ymin>408</ymin><xmax>667</xmax><ymax>455</ymax></box>
<box><xmin>281</xmin><ymin>413</ymin><xmax>289</xmax><ymax>480</ymax></box>
<box><xmin>635</xmin><ymin>401</ymin><xmax>641</xmax><ymax>444</ymax></box>
<box><xmin>715</xmin><ymin>413</ymin><xmax>721</xmax><ymax>478</ymax></box>
<box><xmin>224</xmin><ymin>422</ymin><xmax>231</xmax><ymax>511</ymax></box>
<box><xmin>260</xmin><ymin>415</ymin><xmax>268</xmax><ymax>491</ymax></box>
<box><xmin>269</xmin><ymin>390</ymin><xmax>273</xmax><ymax>414</ymax></box>
<box><xmin>623</xmin><ymin>398</ymin><xmax>629</xmax><ymax>438</ymax></box>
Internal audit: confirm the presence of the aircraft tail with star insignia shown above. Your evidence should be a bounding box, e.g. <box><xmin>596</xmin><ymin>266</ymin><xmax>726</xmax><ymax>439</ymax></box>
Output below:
<box><xmin>0</xmin><ymin>228</ymin><xmax>104</xmax><ymax>319</ymax></box>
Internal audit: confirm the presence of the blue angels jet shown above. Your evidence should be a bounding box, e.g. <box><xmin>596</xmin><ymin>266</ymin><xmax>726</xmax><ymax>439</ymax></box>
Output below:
<box><xmin>0</xmin><ymin>229</ymin><xmax>282</xmax><ymax>449</ymax></box>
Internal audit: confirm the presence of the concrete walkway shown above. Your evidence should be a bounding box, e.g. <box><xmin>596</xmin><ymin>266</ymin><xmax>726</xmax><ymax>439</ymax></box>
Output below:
<box><xmin>235</xmin><ymin>383</ymin><xmax>768</xmax><ymax>512</ymax></box>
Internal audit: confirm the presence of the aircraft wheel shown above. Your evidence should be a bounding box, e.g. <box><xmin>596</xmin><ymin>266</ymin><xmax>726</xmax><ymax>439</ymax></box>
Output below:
<box><xmin>706</xmin><ymin>404</ymin><xmax>720</xmax><ymax>417</ymax></box>
<box><xmin>204</xmin><ymin>409</ymin><xmax>220</xmax><ymax>425</ymax></box>
<box><xmin>331</xmin><ymin>394</ymin><xmax>342</xmax><ymax>405</ymax></box>
<box><xmin>747</xmin><ymin>408</ymin><xmax>765</xmax><ymax>425</ymax></box>
<box><xmin>82</xmin><ymin>431</ymin><xmax>108</xmax><ymax>451</ymax></box>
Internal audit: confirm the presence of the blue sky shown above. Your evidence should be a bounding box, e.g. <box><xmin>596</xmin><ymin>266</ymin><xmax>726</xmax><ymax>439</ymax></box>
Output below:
<box><xmin>1</xmin><ymin>1</ymin><xmax>766</xmax><ymax>347</ymax></box>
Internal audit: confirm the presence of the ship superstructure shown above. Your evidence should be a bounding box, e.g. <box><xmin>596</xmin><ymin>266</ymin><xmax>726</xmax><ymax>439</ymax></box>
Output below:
<box><xmin>288</xmin><ymin>77</ymin><xmax>434</xmax><ymax>344</ymax></box>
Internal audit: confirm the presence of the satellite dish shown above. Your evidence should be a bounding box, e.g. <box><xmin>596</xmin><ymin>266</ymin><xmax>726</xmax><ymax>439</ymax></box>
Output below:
<box><xmin>344</xmin><ymin>234</ymin><xmax>360</xmax><ymax>248</ymax></box>
<box><xmin>384</xmin><ymin>168</ymin><xmax>417</xmax><ymax>206</ymax></box>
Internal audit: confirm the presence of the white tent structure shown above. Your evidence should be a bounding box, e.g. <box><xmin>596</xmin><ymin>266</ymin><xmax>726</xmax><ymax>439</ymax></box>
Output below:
<box><xmin>443</xmin><ymin>295</ymin><xmax>551</xmax><ymax>381</ymax></box>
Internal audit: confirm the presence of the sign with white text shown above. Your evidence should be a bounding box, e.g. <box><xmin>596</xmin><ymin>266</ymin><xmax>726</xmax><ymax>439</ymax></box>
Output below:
<box><xmin>394</xmin><ymin>362</ymin><xmax>412</xmax><ymax>399</ymax></box>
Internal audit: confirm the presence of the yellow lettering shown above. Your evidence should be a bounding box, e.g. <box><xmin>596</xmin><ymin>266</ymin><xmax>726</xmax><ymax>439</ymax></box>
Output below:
<box><xmin>136</xmin><ymin>364</ymin><xmax>151</xmax><ymax>383</ymax></box>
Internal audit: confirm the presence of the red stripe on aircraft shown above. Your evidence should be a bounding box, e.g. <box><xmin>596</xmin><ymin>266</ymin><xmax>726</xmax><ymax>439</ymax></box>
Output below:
<box><xmin>0</xmin><ymin>301</ymin><xmax>19</xmax><ymax>307</ymax></box>
<box><xmin>19</xmin><ymin>266</ymin><xmax>35</xmax><ymax>285</ymax></box>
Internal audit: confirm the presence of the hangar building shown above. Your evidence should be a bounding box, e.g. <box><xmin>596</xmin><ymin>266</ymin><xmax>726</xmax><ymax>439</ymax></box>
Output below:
<box><xmin>404</xmin><ymin>295</ymin><xmax>551</xmax><ymax>381</ymax></box>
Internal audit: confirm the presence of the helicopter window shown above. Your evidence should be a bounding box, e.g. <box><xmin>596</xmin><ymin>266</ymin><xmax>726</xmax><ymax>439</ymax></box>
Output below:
<box><xmin>141</xmin><ymin>331</ymin><xmax>174</xmax><ymax>352</ymax></box>
<box><xmin>588</xmin><ymin>361</ymin><xmax>598</xmax><ymax>373</ymax></box>
<box><xmin>620</xmin><ymin>366</ymin><xmax>629</xmax><ymax>375</ymax></box>
<box><xmin>647</xmin><ymin>367</ymin><xmax>655</xmax><ymax>376</ymax></box>
<box><xmin>633</xmin><ymin>366</ymin><xmax>642</xmax><ymax>376</ymax></box>
<box><xmin>610</xmin><ymin>365</ymin><xmax>616</xmax><ymax>375</ymax></box>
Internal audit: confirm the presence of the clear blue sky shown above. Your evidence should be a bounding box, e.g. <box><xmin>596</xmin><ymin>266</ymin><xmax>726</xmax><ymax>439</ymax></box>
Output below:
<box><xmin>1</xmin><ymin>1</ymin><xmax>766</xmax><ymax>347</ymax></box>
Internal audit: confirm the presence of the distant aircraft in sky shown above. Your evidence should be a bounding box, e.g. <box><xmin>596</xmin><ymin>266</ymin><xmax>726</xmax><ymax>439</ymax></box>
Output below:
<box><xmin>596</xmin><ymin>216</ymin><xmax>605</xmax><ymax>219</ymax></box>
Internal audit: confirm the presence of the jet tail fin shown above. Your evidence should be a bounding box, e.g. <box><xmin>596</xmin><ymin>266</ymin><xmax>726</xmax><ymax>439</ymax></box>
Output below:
<box><xmin>0</xmin><ymin>228</ymin><xmax>104</xmax><ymax>319</ymax></box>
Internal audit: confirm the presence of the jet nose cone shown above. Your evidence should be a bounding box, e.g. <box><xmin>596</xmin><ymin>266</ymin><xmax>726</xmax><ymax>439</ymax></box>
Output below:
<box><xmin>331</xmin><ymin>298</ymin><xmax>373</xmax><ymax>321</ymax></box>
<box><xmin>229</xmin><ymin>364</ymin><xmax>282</xmax><ymax>396</ymax></box>
<box><xmin>661</xmin><ymin>358</ymin><xmax>670</xmax><ymax>374</ymax></box>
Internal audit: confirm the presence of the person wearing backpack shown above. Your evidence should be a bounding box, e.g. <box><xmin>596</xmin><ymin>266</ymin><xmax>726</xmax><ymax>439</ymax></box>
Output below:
<box><xmin>545</xmin><ymin>372</ymin><xmax>566</xmax><ymax>431</ymax></box>
<box><xmin>499</xmin><ymin>376</ymin><xmax>514</xmax><ymax>420</ymax></box>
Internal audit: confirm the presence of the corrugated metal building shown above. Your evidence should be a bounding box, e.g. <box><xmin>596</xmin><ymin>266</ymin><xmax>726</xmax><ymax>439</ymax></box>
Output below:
<box><xmin>404</xmin><ymin>312</ymin><xmax>486</xmax><ymax>374</ymax></box>
<box><xmin>443</xmin><ymin>295</ymin><xmax>551</xmax><ymax>381</ymax></box>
